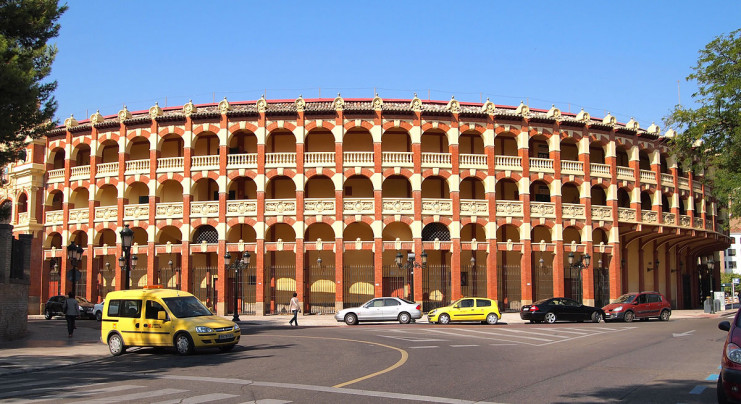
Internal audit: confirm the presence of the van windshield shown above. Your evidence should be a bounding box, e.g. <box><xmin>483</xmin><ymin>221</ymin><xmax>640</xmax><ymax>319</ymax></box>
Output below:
<box><xmin>162</xmin><ymin>296</ymin><xmax>212</xmax><ymax>318</ymax></box>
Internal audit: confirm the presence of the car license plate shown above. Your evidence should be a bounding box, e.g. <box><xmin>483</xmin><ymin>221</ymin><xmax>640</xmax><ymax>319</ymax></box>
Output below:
<box><xmin>218</xmin><ymin>333</ymin><xmax>234</xmax><ymax>340</ymax></box>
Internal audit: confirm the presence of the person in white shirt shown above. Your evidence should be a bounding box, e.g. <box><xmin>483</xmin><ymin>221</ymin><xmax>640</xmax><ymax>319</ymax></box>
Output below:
<box><xmin>288</xmin><ymin>292</ymin><xmax>300</xmax><ymax>326</ymax></box>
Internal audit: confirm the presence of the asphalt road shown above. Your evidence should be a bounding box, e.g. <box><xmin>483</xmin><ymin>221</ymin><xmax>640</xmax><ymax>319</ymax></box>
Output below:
<box><xmin>0</xmin><ymin>317</ymin><xmax>730</xmax><ymax>403</ymax></box>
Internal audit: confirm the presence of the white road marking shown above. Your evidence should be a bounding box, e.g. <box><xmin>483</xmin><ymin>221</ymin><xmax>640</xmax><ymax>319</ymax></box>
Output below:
<box><xmin>0</xmin><ymin>382</ymin><xmax>109</xmax><ymax>401</ymax></box>
<box><xmin>410</xmin><ymin>346</ymin><xmax>439</xmax><ymax>349</ymax></box>
<box><xmin>491</xmin><ymin>329</ymin><xmax>571</xmax><ymax>338</ymax></box>
<box><xmin>153</xmin><ymin>393</ymin><xmax>239</xmax><ymax>404</ymax></box>
<box><xmin>378</xmin><ymin>335</ymin><xmax>447</xmax><ymax>342</ymax></box>
<box><xmin>689</xmin><ymin>385</ymin><xmax>706</xmax><ymax>394</ymax></box>
<box><xmin>450</xmin><ymin>344</ymin><xmax>479</xmax><ymax>347</ymax></box>
<box><xmin>75</xmin><ymin>388</ymin><xmax>187</xmax><ymax>403</ymax></box>
<box><xmin>673</xmin><ymin>330</ymin><xmax>695</xmax><ymax>338</ymax></box>
<box><xmin>449</xmin><ymin>328</ymin><xmax>557</xmax><ymax>343</ymax></box>
<box><xmin>9</xmin><ymin>384</ymin><xmax>142</xmax><ymax>403</ymax></box>
<box><xmin>238</xmin><ymin>400</ymin><xmax>292</xmax><ymax>404</ymax></box>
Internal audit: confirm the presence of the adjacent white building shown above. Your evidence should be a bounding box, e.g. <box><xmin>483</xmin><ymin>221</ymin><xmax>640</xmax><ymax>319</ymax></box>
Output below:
<box><xmin>726</xmin><ymin>219</ymin><xmax>741</xmax><ymax>274</ymax></box>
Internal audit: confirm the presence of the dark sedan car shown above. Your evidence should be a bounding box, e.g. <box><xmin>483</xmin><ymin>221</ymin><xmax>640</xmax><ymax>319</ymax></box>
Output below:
<box><xmin>520</xmin><ymin>297</ymin><xmax>604</xmax><ymax>324</ymax></box>
<box><xmin>44</xmin><ymin>295</ymin><xmax>95</xmax><ymax>319</ymax></box>
<box><xmin>718</xmin><ymin>311</ymin><xmax>741</xmax><ymax>403</ymax></box>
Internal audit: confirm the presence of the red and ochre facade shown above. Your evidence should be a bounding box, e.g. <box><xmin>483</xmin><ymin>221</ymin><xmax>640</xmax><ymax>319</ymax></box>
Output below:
<box><xmin>0</xmin><ymin>95</ymin><xmax>731</xmax><ymax>315</ymax></box>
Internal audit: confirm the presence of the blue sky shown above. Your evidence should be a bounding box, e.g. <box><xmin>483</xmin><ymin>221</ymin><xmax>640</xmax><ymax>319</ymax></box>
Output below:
<box><xmin>50</xmin><ymin>1</ymin><xmax>741</xmax><ymax>129</ymax></box>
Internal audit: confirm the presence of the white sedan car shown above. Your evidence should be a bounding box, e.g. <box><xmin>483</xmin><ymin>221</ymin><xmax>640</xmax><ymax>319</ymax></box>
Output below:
<box><xmin>93</xmin><ymin>300</ymin><xmax>104</xmax><ymax>321</ymax></box>
<box><xmin>335</xmin><ymin>297</ymin><xmax>422</xmax><ymax>325</ymax></box>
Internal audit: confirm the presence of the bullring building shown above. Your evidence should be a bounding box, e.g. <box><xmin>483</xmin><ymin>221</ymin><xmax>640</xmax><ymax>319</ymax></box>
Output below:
<box><xmin>0</xmin><ymin>95</ymin><xmax>731</xmax><ymax>316</ymax></box>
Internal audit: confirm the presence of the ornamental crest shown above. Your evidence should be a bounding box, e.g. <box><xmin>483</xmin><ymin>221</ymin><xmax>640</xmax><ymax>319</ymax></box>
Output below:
<box><xmin>481</xmin><ymin>98</ymin><xmax>496</xmax><ymax>114</ymax></box>
<box><xmin>515</xmin><ymin>101</ymin><xmax>530</xmax><ymax>117</ymax></box>
<box><xmin>90</xmin><ymin>110</ymin><xmax>105</xmax><ymax>125</ymax></box>
<box><xmin>218</xmin><ymin>97</ymin><xmax>231</xmax><ymax>114</ymax></box>
<box><xmin>646</xmin><ymin>122</ymin><xmax>660</xmax><ymax>135</ymax></box>
<box><xmin>546</xmin><ymin>104</ymin><xmax>561</xmax><ymax>120</ymax></box>
<box><xmin>64</xmin><ymin>114</ymin><xmax>78</xmax><ymax>129</ymax></box>
<box><xmin>294</xmin><ymin>95</ymin><xmax>305</xmax><ymax>112</ymax></box>
<box><xmin>332</xmin><ymin>93</ymin><xmax>344</xmax><ymax>111</ymax></box>
<box><xmin>664</xmin><ymin>129</ymin><xmax>676</xmax><ymax>138</ymax></box>
<box><xmin>602</xmin><ymin>112</ymin><xmax>616</xmax><ymax>126</ymax></box>
<box><xmin>410</xmin><ymin>93</ymin><xmax>422</xmax><ymax>112</ymax></box>
<box><xmin>118</xmin><ymin>106</ymin><xmax>132</xmax><ymax>121</ymax></box>
<box><xmin>446</xmin><ymin>96</ymin><xmax>461</xmax><ymax>114</ymax></box>
<box><xmin>149</xmin><ymin>103</ymin><xmax>163</xmax><ymax>119</ymax></box>
<box><xmin>183</xmin><ymin>100</ymin><xmax>197</xmax><ymax>117</ymax></box>
<box><xmin>256</xmin><ymin>95</ymin><xmax>267</xmax><ymax>113</ymax></box>
<box><xmin>372</xmin><ymin>94</ymin><xmax>383</xmax><ymax>111</ymax></box>
<box><xmin>575</xmin><ymin>108</ymin><xmax>590</xmax><ymax>122</ymax></box>
<box><xmin>625</xmin><ymin>117</ymin><xmax>639</xmax><ymax>131</ymax></box>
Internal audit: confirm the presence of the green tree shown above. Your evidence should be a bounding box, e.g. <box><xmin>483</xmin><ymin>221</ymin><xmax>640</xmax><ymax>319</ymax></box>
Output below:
<box><xmin>665</xmin><ymin>29</ymin><xmax>741</xmax><ymax>220</ymax></box>
<box><xmin>0</xmin><ymin>0</ymin><xmax>67</xmax><ymax>167</ymax></box>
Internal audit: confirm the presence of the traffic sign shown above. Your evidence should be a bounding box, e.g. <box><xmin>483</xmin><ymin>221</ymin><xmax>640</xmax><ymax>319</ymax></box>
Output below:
<box><xmin>733</xmin><ymin>278</ymin><xmax>740</xmax><ymax>284</ymax></box>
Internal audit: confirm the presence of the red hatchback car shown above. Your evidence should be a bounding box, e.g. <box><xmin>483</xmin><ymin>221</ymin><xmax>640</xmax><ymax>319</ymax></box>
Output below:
<box><xmin>719</xmin><ymin>313</ymin><xmax>741</xmax><ymax>403</ymax></box>
<box><xmin>602</xmin><ymin>291</ymin><xmax>672</xmax><ymax>322</ymax></box>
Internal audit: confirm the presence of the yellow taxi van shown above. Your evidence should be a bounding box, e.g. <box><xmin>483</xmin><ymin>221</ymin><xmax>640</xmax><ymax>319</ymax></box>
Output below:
<box><xmin>101</xmin><ymin>286</ymin><xmax>240</xmax><ymax>356</ymax></box>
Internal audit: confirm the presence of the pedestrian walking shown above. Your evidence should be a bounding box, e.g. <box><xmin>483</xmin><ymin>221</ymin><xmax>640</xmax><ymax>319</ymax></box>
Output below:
<box><xmin>62</xmin><ymin>291</ymin><xmax>80</xmax><ymax>337</ymax></box>
<box><xmin>288</xmin><ymin>292</ymin><xmax>300</xmax><ymax>326</ymax></box>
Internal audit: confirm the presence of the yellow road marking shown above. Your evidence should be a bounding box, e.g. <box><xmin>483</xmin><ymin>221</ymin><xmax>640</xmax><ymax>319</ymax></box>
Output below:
<box><xmin>261</xmin><ymin>334</ymin><xmax>408</xmax><ymax>388</ymax></box>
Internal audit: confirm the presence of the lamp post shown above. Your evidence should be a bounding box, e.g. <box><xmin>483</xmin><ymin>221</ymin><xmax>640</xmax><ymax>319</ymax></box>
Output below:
<box><xmin>51</xmin><ymin>260</ymin><xmax>61</xmax><ymax>295</ymax></box>
<box><xmin>67</xmin><ymin>241</ymin><xmax>84</xmax><ymax>296</ymax></box>
<box><xmin>708</xmin><ymin>258</ymin><xmax>716</xmax><ymax>314</ymax></box>
<box><xmin>225</xmin><ymin>250</ymin><xmax>250</xmax><ymax>322</ymax></box>
<box><xmin>119</xmin><ymin>224</ymin><xmax>134</xmax><ymax>290</ymax></box>
<box><xmin>568</xmin><ymin>252</ymin><xmax>591</xmax><ymax>303</ymax></box>
<box><xmin>470</xmin><ymin>254</ymin><xmax>476</xmax><ymax>296</ymax></box>
<box><xmin>396</xmin><ymin>250</ymin><xmax>427</xmax><ymax>301</ymax></box>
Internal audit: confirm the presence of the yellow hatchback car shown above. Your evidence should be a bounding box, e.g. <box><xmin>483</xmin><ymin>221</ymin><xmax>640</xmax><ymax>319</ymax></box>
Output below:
<box><xmin>101</xmin><ymin>287</ymin><xmax>240</xmax><ymax>356</ymax></box>
<box><xmin>428</xmin><ymin>297</ymin><xmax>501</xmax><ymax>325</ymax></box>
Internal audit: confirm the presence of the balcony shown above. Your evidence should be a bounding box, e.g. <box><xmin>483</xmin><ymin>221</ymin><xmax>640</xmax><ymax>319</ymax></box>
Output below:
<box><xmin>45</xmin><ymin>210</ymin><xmax>64</xmax><ymax>226</ymax></box>
<box><xmin>590</xmin><ymin>163</ymin><xmax>610</xmax><ymax>178</ymax></box>
<box><xmin>421</xmin><ymin>198</ymin><xmax>453</xmax><ymax>215</ymax></box>
<box><xmin>641</xmin><ymin>210</ymin><xmax>658</xmax><ymax>224</ymax></box>
<box><xmin>662</xmin><ymin>212</ymin><xmax>676</xmax><ymax>225</ymax></box>
<box><xmin>155</xmin><ymin>202</ymin><xmax>184</xmax><ymax>219</ymax></box>
<box><xmin>191</xmin><ymin>155</ymin><xmax>219</xmax><ymax>171</ymax></box>
<box><xmin>17</xmin><ymin>212</ymin><xmax>29</xmax><ymax>224</ymax></box>
<box><xmin>459</xmin><ymin>154</ymin><xmax>487</xmax><ymax>170</ymax></box>
<box><xmin>529</xmin><ymin>158</ymin><xmax>554</xmax><ymax>173</ymax></box>
<box><xmin>68</xmin><ymin>207</ymin><xmax>89</xmax><ymax>224</ymax></box>
<box><xmin>265</xmin><ymin>153</ymin><xmax>296</xmax><ymax>168</ymax></box>
<box><xmin>661</xmin><ymin>173</ymin><xmax>674</xmax><ymax>187</ymax></box>
<box><xmin>617</xmin><ymin>207</ymin><xmax>635</xmax><ymax>222</ymax></box>
<box><xmin>381</xmin><ymin>152</ymin><xmax>413</xmax><ymax>168</ymax></box>
<box><xmin>495</xmin><ymin>156</ymin><xmax>522</xmax><ymax>171</ymax></box>
<box><xmin>421</xmin><ymin>153</ymin><xmax>452</xmax><ymax>168</ymax></box>
<box><xmin>304</xmin><ymin>198</ymin><xmax>336</xmax><ymax>215</ymax></box>
<box><xmin>495</xmin><ymin>200</ymin><xmax>524</xmax><ymax>217</ymax></box>
<box><xmin>459</xmin><ymin>199</ymin><xmax>488</xmax><ymax>216</ymax></box>
<box><xmin>96</xmin><ymin>162</ymin><xmax>119</xmax><ymax>178</ymax></box>
<box><xmin>382</xmin><ymin>198</ymin><xmax>414</xmax><ymax>215</ymax></box>
<box><xmin>70</xmin><ymin>165</ymin><xmax>90</xmax><ymax>180</ymax></box>
<box><xmin>125</xmin><ymin>159</ymin><xmax>150</xmax><ymax>175</ymax></box>
<box><xmin>678</xmin><ymin>177</ymin><xmax>690</xmax><ymax>190</ymax></box>
<box><xmin>640</xmin><ymin>170</ymin><xmax>656</xmax><ymax>184</ymax></box>
<box><xmin>226</xmin><ymin>153</ymin><xmax>258</xmax><ymax>169</ymax></box>
<box><xmin>343</xmin><ymin>152</ymin><xmax>374</xmax><ymax>167</ymax></box>
<box><xmin>343</xmin><ymin>198</ymin><xmax>374</xmax><ymax>215</ymax></box>
<box><xmin>561</xmin><ymin>203</ymin><xmax>586</xmax><ymax>220</ymax></box>
<box><xmin>693</xmin><ymin>183</ymin><xmax>703</xmax><ymax>193</ymax></box>
<box><xmin>226</xmin><ymin>200</ymin><xmax>258</xmax><ymax>216</ymax></box>
<box><xmin>95</xmin><ymin>206</ymin><xmax>118</xmax><ymax>222</ymax></box>
<box><xmin>561</xmin><ymin>160</ymin><xmax>584</xmax><ymax>175</ymax></box>
<box><xmin>157</xmin><ymin>157</ymin><xmax>184</xmax><ymax>173</ymax></box>
<box><xmin>264</xmin><ymin>199</ymin><xmax>297</xmax><ymax>216</ymax></box>
<box><xmin>591</xmin><ymin>206</ymin><xmax>612</xmax><ymax>221</ymax></box>
<box><xmin>305</xmin><ymin>152</ymin><xmax>336</xmax><ymax>168</ymax></box>
<box><xmin>190</xmin><ymin>201</ymin><xmax>219</xmax><ymax>218</ymax></box>
<box><xmin>48</xmin><ymin>168</ymin><xmax>65</xmax><ymax>183</ymax></box>
<box><xmin>530</xmin><ymin>202</ymin><xmax>556</xmax><ymax>219</ymax></box>
<box><xmin>616</xmin><ymin>166</ymin><xmax>633</xmax><ymax>181</ymax></box>
<box><xmin>123</xmin><ymin>204</ymin><xmax>149</xmax><ymax>220</ymax></box>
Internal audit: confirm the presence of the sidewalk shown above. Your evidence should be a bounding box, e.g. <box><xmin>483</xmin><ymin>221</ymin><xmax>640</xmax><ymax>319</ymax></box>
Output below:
<box><xmin>0</xmin><ymin>309</ymin><xmax>733</xmax><ymax>377</ymax></box>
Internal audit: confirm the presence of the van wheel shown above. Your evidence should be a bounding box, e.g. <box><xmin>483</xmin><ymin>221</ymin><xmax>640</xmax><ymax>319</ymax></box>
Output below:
<box><xmin>659</xmin><ymin>310</ymin><xmax>671</xmax><ymax>321</ymax></box>
<box><xmin>623</xmin><ymin>311</ymin><xmax>635</xmax><ymax>322</ymax></box>
<box><xmin>44</xmin><ymin>310</ymin><xmax>52</xmax><ymax>320</ymax></box>
<box><xmin>175</xmin><ymin>333</ymin><xmax>194</xmax><ymax>355</ymax></box>
<box><xmin>108</xmin><ymin>334</ymin><xmax>125</xmax><ymax>356</ymax></box>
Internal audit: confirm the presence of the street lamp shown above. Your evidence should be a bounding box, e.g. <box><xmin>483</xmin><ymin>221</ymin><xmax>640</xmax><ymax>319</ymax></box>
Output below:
<box><xmin>67</xmin><ymin>241</ymin><xmax>84</xmax><ymax>296</ymax></box>
<box><xmin>119</xmin><ymin>224</ymin><xmax>134</xmax><ymax>290</ymax></box>
<box><xmin>568</xmin><ymin>252</ymin><xmax>591</xmax><ymax>303</ymax></box>
<box><xmin>396</xmin><ymin>250</ymin><xmax>427</xmax><ymax>301</ymax></box>
<box><xmin>225</xmin><ymin>250</ymin><xmax>250</xmax><ymax>322</ymax></box>
<box><xmin>51</xmin><ymin>260</ymin><xmax>61</xmax><ymax>295</ymax></box>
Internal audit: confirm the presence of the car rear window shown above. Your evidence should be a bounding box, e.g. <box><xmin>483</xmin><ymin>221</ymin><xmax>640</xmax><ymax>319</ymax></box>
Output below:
<box><xmin>107</xmin><ymin>299</ymin><xmax>142</xmax><ymax>318</ymax></box>
<box><xmin>648</xmin><ymin>294</ymin><xmax>662</xmax><ymax>303</ymax></box>
<box><xmin>476</xmin><ymin>299</ymin><xmax>491</xmax><ymax>307</ymax></box>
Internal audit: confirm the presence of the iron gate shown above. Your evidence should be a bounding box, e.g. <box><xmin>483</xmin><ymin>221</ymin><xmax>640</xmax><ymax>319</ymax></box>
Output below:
<box><xmin>225</xmin><ymin>264</ymin><xmax>257</xmax><ymax>315</ymax></box>
<box><xmin>534</xmin><ymin>264</ymin><xmax>553</xmax><ymax>302</ymax></box>
<box><xmin>567</xmin><ymin>265</ymin><xmax>583</xmax><ymax>303</ymax></box>
<box><xmin>130</xmin><ymin>267</ymin><xmax>148</xmax><ymax>289</ymax></box>
<box><xmin>99</xmin><ymin>266</ymin><xmax>115</xmax><ymax>300</ymax></box>
<box><xmin>461</xmin><ymin>263</ymin><xmax>487</xmax><ymax>298</ymax></box>
<box><xmin>382</xmin><ymin>264</ymin><xmax>408</xmax><ymax>300</ymax></box>
<box><xmin>265</xmin><ymin>265</ymin><xmax>296</xmax><ymax>315</ymax></box>
<box><xmin>158</xmin><ymin>266</ymin><xmax>179</xmax><ymax>289</ymax></box>
<box><xmin>498</xmin><ymin>264</ymin><xmax>522</xmax><ymax>311</ymax></box>
<box><xmin>191</xmin><ymin>266</ymin><xmax>218</xmax><ymax>311</ymax></box>
<box><xmin>593</xmin><ymin>266</ymin><xmax>610</xmax><ymax>308</ymax></box>
<box><xmin>308</xmin><ymin>264</ymin><xmax>336</xmax><ymax>314</ymax></box>
<box><xmin>423</xmin><ymin>264</ymin><xmax>451</xmax><ymax>312</ymax></box>
<box><xmin>73</xmin><ymin>270</ymin><xmax>87</xmax><ymax>299</ymax></box>
<box><xmin>343</xmin><ymin>264</ymin><xmax>375</xmax><ymax>309</ymax></box>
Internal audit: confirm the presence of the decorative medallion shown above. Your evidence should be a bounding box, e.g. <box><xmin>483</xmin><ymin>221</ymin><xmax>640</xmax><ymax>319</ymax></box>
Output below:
<box><xmin>515</xmin><ymin>101</ymin><xmax>529</xmax><ymax>117</ymax></box>
<box><xmin>625</xmin><ymin>117</ymin><xmax>639</xmax><ymax>131</ymax></box>
<box><xmin>295</xmin><ymin>95</ymin><xmax>305</xmax><ymax>112</ymax></box>
<box><xmin>333</xmin><ymin>93</ymin><xmax>344</xmax><ymax>111</ymax></box>
<box><xmin>90</xmin><ymin>110</ymin><xmax>105</xmax><ymax>125</ymax></box>
<box><xmin>410</xmin><ymin>93</ymin><xmax>422</xmax><ymax>112</ymax></box>
<box><xmin>218</xmin><ymin>97</ymin><xmax>231</xmax><ymax>114</ymax></box>
<box><xmin>446</xmin><ymin>96</ymin><xmax>461</xmax><ymax>114</ymax></box>
<box><xmin>64</xmin><ymin>114</ymin><xmax>78</xmax><ymax>129</ymax></box>
<box><xmin>646</xmin><ymin>122</ymin><xmax>660</xmax><ymax>135</ymax></box>
<box><xmin>575</xmin><ymin>108</ymin><xmax>590</xmax><ymax>122</ymax></box>
<box><xmin>664</xmin><ymin>129</ymin><xmax>676</xmax><ymax>138</ymax></box>
<box><xmin>481</xmin><ymin>98</ymin><xmax>496</xmax><ymax>114</ymax></box>
<box><xmin>183</xmin><ymin>100</ymin><xmax>197</xmax><ymax>117</ymax></box>
<box><xmin>149</xmin><ymin>102</ymin><xmax>163</xmax><ymax>119</ymax></box>
<box><xmin>602</xmin><ymin>112</ymin><xmax>616</xmax><ymax>126</ymax></box>
<box><xmin>372</xmin><ymin>93</ymin><xmax>383</xmax><ymax>111</ymax></box>
<box><xmin>256</xmin><ymin>95</ymin><xmax>267</xmax><ymax>113</ymax></box>
<box><xmin>546</xmin><ymin>104</ymin><xmax>561</xmax><ymax>120</ymax></box>
<box><xmin>118</xmin><ymin>106</ymin><xmax>131</xmax><ymax>121</ymax></box>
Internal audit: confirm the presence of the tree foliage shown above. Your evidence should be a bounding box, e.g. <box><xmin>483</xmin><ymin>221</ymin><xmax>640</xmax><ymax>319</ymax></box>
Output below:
<box><xmin>665</xmin><ymin>29</ymin><xmax>741</xmax><ymax>219</ymax></box>
<box><xmin>0</xmin><ymin>0</ymin><xmax>67</xmax><ymax>167</ymax></box>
